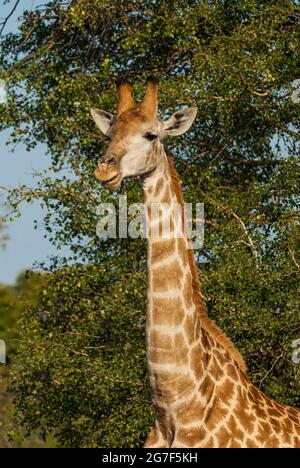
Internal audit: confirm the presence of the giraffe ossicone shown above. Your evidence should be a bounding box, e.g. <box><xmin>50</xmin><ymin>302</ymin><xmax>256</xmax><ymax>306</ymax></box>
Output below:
<box><xmin>91</xmin><ymin>78</ymin><xmax>300</xmax><ymax>448</ymax></box>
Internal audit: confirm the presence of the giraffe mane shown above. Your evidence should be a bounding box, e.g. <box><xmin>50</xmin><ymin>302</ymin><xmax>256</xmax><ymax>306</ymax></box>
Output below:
<box><xmin>166</xmin><ymin>153</ymin><xmax>247</xmax><ymax>373</ymax></box>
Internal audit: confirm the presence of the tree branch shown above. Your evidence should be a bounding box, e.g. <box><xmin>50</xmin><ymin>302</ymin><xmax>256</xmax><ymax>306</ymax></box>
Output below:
<box><xmin>72</xmin><ymin>151</ymin><xmax>100</xmax><ymax>204</ymax></box>
<box><xmin>230</xmin><ymin>210</ymin><xmax>260</xmax><ymax>270</ymax></box>
<box><xmin>287</xmin><ymin>244</ymin><xmax>300</xmax><ymax>272</ymax></box>
<box><xmin>258</xmin><ymin>352</ymin><xmax>284</xmax><ymax>388</ymax></box>
<box><xmin>200</xmin><ymin>191</ymin><xmax>260</xmax><ymax>270</ymax></box>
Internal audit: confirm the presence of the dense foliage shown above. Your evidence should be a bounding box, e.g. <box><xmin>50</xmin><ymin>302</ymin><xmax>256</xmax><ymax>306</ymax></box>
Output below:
<box><xmin>0</xmin><ymin>272</ymin><xmax>46</xmax><ymax>357</ymax></box>
<box><xmin>0</xmin><ymin>0</ymin><xmax>299</xmax><ymax>447</ymax></box>
<box><xmin>0</xmin><ymin>272</ymin><xmax>53</xmax><ymax>447</ymax></box>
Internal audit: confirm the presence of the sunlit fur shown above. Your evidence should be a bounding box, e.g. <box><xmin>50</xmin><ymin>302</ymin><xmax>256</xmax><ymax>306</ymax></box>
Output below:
<box><xmin>167</xmin><ymin>156</ymin><xmax>247</xmax><ymax>372</ymax></box>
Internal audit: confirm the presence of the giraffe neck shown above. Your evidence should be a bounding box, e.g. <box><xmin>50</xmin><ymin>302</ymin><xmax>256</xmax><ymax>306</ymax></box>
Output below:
<box><xmin>142</xmin><ymin>146</ymin><xmax>247</xmax><ymax>444</ymax></box>
<box><xmin>143</xmin><ymin>147</ymin><xmax>208</xmax><ymax>407</ymax></box>
<box><xmin>141</xmin><ymin>151</ymin><xmax>299</xmax><ymax>450</ymax></box>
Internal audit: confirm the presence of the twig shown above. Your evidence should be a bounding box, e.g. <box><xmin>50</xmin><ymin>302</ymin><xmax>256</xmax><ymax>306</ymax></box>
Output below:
<box><xmin>258</xmin><ymin>352</ymin><xmax>284</xmax><ymax>388</ymax></box>
<box><xmin>274</xmin><ymin>123</ymin><xmax>300</xmax><ymax>140</ymax></box>
<box><xmin>230</xmin><ymin>211</ymin><xmax>260</xmax><ymax>270</ymax></box>
<box><xmin>67</xmin><ymin>347</ymin><xmax>89</xmax><ymax>357</ymax></box>
<box><xmin>250</xmin><ymin>90</ymin><xmax>270</xmax><ymax>97</ymax></box>
<box><xmin>287</xmin><ymin>244</ymin><xmax>300</xmax><ymax>272</ymax></box>
<box><xmin>0</xmin><ymin>0</ymin><xmax>20</xmax><ymax>36</ymax></box>
<box><xmin>72</xmin><ymin>151</ymin><xmax>99</xmax><ymax>204</ymax></box>
<box><xmin>0</xmin><ymin>184</ymin><xmax>13</xmax><ymax>192</ymax></box>
<box><xmin>201</xmin><ymin>191</ymin><xmax>260</xmax><ymax>270</ymax></box>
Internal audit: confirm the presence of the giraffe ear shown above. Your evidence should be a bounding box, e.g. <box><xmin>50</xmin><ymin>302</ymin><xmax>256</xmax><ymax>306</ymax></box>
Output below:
<box><xmin>162</xmin><ymin>106</ymin><xmax>198</xmax><ymax>136</ymax></box>
<box><xmin>90</xmin><ymin>108</ymin><xmax>115</xmax><ymax>135</ymax></box>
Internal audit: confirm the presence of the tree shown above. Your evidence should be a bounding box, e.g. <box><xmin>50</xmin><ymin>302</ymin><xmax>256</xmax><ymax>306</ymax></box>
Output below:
<box><xmin>0</xmin><ymin>0</ymin><xmax>299</xmax><ymax>447</ymax></box>
<box><xmin>0</xmin><ymin>271</ymin><xmax>51</xmax><ymax>447</ymax></box>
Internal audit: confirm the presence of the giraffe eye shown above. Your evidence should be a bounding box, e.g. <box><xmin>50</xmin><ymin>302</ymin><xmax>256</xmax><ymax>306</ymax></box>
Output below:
<box><xmin>144</xmin><ymin>133</ymin><xmax>157</xmax><ymax>142</ymax></box>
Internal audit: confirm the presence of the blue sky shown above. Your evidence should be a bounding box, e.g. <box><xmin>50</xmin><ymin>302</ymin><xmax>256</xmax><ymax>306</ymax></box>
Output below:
<box><xmin>0</xmin><ymin>129</ymin><xmax>63</xmax><ymax>284</ymax></box>
<box><xmin>0</xmin><ymin>1</ymin><xmax>70</xmax><ymax>284</ymax></box>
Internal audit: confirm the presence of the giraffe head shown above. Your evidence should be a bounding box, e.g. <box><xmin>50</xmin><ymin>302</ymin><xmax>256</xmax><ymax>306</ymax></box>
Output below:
<box><xmin>90</xmin><ymin>78</ymin><xmax>197</xmax><ymax>190</ymax></box>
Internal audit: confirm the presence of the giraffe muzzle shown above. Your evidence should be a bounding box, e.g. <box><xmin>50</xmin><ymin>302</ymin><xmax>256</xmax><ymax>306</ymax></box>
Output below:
<box><xmin>94</xmin><ymin>161</ymin><xmax>122</xmax><ymax>191</ymax></box>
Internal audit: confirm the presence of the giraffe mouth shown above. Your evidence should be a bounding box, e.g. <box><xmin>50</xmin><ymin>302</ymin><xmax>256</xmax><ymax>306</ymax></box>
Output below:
<box><xmin>102</xmin><ymin>173</ymin><xmax>122</xmax><ymax>191</ymax></box>
<box><xmin>95</xmin><ymin>164</ymin><xmax>122</xmax><ymax>191</ymax></box>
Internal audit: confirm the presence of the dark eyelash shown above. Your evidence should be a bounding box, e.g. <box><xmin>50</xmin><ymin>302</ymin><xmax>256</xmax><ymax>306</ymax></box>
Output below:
<box><xmin>144</xmin><ymin>133</ymin><xmax>157</xmax><ymax>141</ymax></box>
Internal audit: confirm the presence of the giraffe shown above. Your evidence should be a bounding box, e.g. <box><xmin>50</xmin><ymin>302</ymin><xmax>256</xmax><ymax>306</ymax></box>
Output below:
<box><xmin>90</xmin><ymin>77</ymin><xmax>300</xmax><ymax>448</ymax></box>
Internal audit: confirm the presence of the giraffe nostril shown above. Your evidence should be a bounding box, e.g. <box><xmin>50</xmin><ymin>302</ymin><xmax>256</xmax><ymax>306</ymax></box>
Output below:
<box><xmin>106</xmin><ymin>156</ymin><xmax>114</xmax><ymax>164</ymax></box>
<box><xmin>100</xmin><ymin>154</ymin><xmax>114</xmax><ymax>165</ymax></box>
